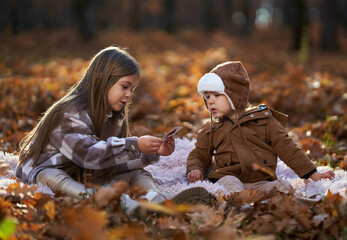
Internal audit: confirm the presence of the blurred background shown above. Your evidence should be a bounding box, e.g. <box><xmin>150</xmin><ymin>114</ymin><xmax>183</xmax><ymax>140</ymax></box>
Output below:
<box><xmin>0</xmin><ymin>0</ymin><xmax>346</xmax><ymax>164</ymax></box>
<box><xmin>1</xmin><ymin>0</ymin><xmax>347</xmax><ymax>50</ymax></box>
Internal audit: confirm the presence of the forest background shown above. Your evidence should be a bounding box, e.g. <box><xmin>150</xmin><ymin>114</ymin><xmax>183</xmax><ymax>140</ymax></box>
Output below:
<box><xmin>0</xmin><ymin>0</ymin><xmax>347</xmax><ymax>239</ymax></box>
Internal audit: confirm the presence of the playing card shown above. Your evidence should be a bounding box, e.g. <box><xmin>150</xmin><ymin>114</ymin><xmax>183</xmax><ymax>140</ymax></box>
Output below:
<box><xmin>162</xmin><ymin>126</ymin><xmax>183</xmax><ymax>140</ymax></box>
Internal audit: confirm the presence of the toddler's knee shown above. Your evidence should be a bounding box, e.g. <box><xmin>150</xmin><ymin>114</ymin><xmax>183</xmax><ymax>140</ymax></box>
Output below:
<box><xmin>216</xmin><ymin>175</ymin><xmax>245</xmax><ymax>192</ymax></box>
<box><xmin>218</xmin><ymin>175</ymin><xmax>243</xmax><ymax>184</ymax></box>
<box><xmin>275</xmin><ymin>180</ymin><xmax>293</xmax><ymax>194</ymax></box>
<box><xmin>222</xmin><ymin>175</ymin><xmax>240</xmax><ymax>181</ymax></box>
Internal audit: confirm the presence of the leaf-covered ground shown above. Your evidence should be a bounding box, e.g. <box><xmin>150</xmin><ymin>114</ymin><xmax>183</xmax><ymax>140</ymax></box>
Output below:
<box><xmin>0</xmin><ymin>29</ymin><xmax>346</xmax><ymax>239</ymax></box>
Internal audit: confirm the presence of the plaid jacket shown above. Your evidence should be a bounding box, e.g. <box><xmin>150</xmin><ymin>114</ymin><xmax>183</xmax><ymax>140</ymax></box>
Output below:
<box><xmin>16</xmin><ymin>104</ymin><xmax>159</xmax><ymax>184</ymax></box>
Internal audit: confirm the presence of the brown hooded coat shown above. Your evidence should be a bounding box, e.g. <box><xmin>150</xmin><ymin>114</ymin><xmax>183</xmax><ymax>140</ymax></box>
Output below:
<box><xmin>187</xmin><ymin>61</ymin><xmax>316</xmax><ymax>183</ymax></box>
<box><xmin>186</xmin><ymin>105</ymin><xmax>317</xmax><ymax>183</ymax></box>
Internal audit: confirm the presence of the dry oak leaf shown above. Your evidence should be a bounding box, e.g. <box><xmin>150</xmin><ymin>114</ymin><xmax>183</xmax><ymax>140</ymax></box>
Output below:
<box><xmin>230</xmin><ymin>189</ymin><xmax>267</xmax><ymax>207</ymax></box>
<box><xmin>137</xmin><ymin>200</ymin><xmax>199</xmax><ymax>217</ymax></box>
<box><xmin>61</xmin><ymin>205</ymin><xmax>108</xmax><ymax>240</ymax></box>
<box><xmin>294</xmin><ymin>210</ymin><xmax>312</xmax><ymax>230</ymax></box>
<box><xmin>187</xmin><ymin>205</ymin><xmax>225</xmax><ymax>228</ymax></box>
<box><xmin>252</xmin><ymin>163</ymin><xmax>277</xmax><ymax>179</ymax></box>
<box><xmin>107</xmin><ymin>223</ymin><xmax>146</xmax><ymax>239</ymax></box>
<box><xmin>155</xmin><ymin>216</ymin><xmax>182</xmax><ymax>230</ymax></box>
<box><xmin>323</xmin><ymin>190</ymin><xmax>344</xmax><ymax>213</ymax></box>
<box><xmin>93</xmin><ymin>181</ymin><xmax>128</xmax><ymax>209</ymax></box>
<box><xmin>0</xmin><ymin>161</ymin><xmax>10</xmax><ymax>176</ymax></box>
<box><xmin>44</xmin><ymin>201</ymin><xmax>55</xmax><ymax>220</ymax></box>
<box><xmin>339</xmin><ymin>156</ymin><xmax>347</xmax><ymax>170</ymax></box>
<box><xmin>0</xmin><ymin>196</ymin><xmax>12</xmax><ymax>216</ymax></box>
<box><xmin>198</xmin><ymin>225</ymin><xmax>244</xmax><ymax>240</ymax></box>
<box><xmin>312</xmin><ymin>213</ymin><xmax>329</xmax><ymax>227</ymax></box>
<box><xmin>6</xmin><ymin>182</ymin><xmax>37</xmax><ymax>198</ymax></box>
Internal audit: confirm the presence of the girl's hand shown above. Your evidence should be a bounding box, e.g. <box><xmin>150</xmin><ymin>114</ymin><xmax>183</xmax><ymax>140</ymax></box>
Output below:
<box><xmin>156</xmin><ymin>136</ymin><xmax>175</xmax><ymax>156</ymax></box>
<box><xmin>310</xmin><ymin>170</ymin><xmax>335</xmax><ymax>181</ymax></box>
<box><xmin>137</xmin><ymin>136</ymin><xmax>163</xmax><ymax>154</ymax></box>
<box><xmin>187</xmin><ymin>169</ymin><xmax>204</xmax><ymax>183</ymax></box>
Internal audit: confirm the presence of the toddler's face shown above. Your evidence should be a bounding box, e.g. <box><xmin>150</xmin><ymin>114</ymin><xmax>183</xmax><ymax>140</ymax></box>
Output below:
<box><xmin>203</xmin><ymin>91</ymin><xmax>233</xmax><ymax>118</ymax></box>
<box><xmin>107</xmin><ymin>74</ymin><xmax>139</xmax><ymax>111</ymax></box>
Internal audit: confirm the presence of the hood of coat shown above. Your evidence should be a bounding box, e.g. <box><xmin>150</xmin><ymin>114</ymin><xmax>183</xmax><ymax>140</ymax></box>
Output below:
<box><xmin>198</xmin><ymin>61</ymin><xmax>250</xmax><ymax>111</ymax></box>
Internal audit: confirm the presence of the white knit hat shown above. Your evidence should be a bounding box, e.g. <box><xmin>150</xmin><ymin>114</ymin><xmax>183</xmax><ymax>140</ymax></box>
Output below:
<box><xmin>198</xmin><ymin>72</ymin><xmax>235</xmax><ymax>110</ymax></box>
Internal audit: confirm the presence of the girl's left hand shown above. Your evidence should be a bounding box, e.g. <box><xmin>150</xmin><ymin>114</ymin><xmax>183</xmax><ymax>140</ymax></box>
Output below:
<box><xmin>157</xmin><ymin>136</ymin><xmax>175</xmax><ymax>156</ymax></box>
<box><xmin>310</xmin><ymin>170</ymin><xmax>335</xmax><ymax>181</ymax></box>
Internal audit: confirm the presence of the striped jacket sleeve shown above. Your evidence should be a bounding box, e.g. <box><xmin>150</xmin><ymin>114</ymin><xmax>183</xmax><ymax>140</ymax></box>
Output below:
<box><xmin>50</xmin><ymin>111</ymin><xmax>159</xmax><ymax>172</ymax></box>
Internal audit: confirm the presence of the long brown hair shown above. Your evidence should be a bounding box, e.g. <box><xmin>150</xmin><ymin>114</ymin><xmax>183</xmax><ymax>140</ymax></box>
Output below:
<box><xmin>19</xmin><ymin>46</ymin><xmax>140</xmax><ymax>166</ymax></box>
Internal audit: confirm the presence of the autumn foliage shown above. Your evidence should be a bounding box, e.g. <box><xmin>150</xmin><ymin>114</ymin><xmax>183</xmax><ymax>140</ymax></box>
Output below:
<box><xmin>0</xmin><ymin>29</ymin><xmax>346</xmax><ymax>239</ymax></box>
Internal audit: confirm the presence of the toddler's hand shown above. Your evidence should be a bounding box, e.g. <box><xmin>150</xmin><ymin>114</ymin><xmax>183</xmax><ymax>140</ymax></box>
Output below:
<box><xmin>310</xmin><ymin>170</ymin><xmax>335</xmax><ymax>181</ymax></box>
<box><xmin>187</xmin><ymin>169</ymin><xmax>204</xmax><ymax>183</ymax></box>
<box><xmin>157</xmin><ymin>136</ymin><xmax>175</xmax><ymax>156</ymax></box>
<box><xmin>137</xmin><ymin>136</ymin><xmax>163</xmax><ymax>154</ymax></box>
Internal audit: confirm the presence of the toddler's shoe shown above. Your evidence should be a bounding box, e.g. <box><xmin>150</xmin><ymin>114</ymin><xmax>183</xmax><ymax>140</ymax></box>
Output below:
<box><xmin>295</xmin><ymin>193</ymin><xmax>323</xmax><ymax>205</ymax></box>
<box><xmin>123</xmin><ymin>187</ymin><xmax>213</xmax><ymax>219</ymax></box>
<box><xmin>171</xmin><ymin>187</ymin><xmax>212</xmax><ymax>205</ymax></box>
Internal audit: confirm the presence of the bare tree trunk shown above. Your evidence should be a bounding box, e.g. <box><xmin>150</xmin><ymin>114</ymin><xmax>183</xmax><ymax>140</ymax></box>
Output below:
<box><xmin>294</xmin><ymin>0</ymin><xmax>308</xmax><ymax>50</ymax></box>
<box><xmin>72</xmin><ymin>0</ymin><xmax>98</xmax><ymax>41</ymax></box>
<box><xmin>162</xmin><ymin>0</ymin><xmax>176</xmax><ymax>33</ymax></box>
<box><xmin>321</xmin><ymin>0</ymin><xmax>339</xmax><ymax>50</ymax></box>
<box><xmin>282</xmin><ymin>0</ymin><xmax>309</xmax><ymax>50</ymax></box>
<box><xmin>203</xmin><ymin>0</ymin><xmax>219</xmax><ymax>32</ymax></box>
<box><xmin>222</xmin><ymin>0</ymin><xmax>233</xmax><ymax>33</ymax></box>
<box><xmin>10</xmin><ymin>0</ymin><xmax>34</xmax><ymax>34</ymax></box>
<box><xmin>129</xmin><ymin>0</ymin><xmax>141</xmax><ymax>30</ymax></box>
<box><xmin>240</xmin><ymin>0</ymin><xmax>250</xmax><ymax>36</ymax></box>
<box><xmin>341</xmin><ymin>0</ymin><xmax>347</xmax><ymax>31</ymax></box>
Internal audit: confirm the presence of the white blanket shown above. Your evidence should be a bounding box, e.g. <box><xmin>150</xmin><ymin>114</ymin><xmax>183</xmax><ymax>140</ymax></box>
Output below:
<box><xmin>146</xmin><ymin>138</ymin><xmax>347</xmax><ymax>198</ymax></box>
<box><xmin>1</xmin><ymin>138</ymin><xmax>346</xmax><ymax>198</ymax></box>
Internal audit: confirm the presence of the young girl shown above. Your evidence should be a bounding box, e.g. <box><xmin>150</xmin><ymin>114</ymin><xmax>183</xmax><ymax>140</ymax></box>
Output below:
<box><xmin>16</xmin><ymin>46</ymin><xmax>210</xmax><ymax>209</ymax></box>
<box><xmin>187</xmin><ymin>61</ymin><xmax>335</xmax><ymax>199</ymax></box>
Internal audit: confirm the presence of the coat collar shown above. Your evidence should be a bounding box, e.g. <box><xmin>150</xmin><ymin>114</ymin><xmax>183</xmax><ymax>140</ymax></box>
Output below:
<box><xmin>209</xmin><ymin>104</ymin><xmax>287</xmax><ymax>132</ymax></box>
<box><xmin>237</xmin><ymin>105</ymin><xmax>272</xmax><ymax>123</ymax></box>
<box><xmin>221</xmin><ymin>104</ymin><xmax>271</xmax><ymax>124</ymax></box>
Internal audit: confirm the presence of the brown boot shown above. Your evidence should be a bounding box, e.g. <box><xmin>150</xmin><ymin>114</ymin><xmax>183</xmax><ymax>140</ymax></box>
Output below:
<box><xmin>171</xmin><ymin>187</ymin><xmax>212</xmax><ymax>205</ymax></box>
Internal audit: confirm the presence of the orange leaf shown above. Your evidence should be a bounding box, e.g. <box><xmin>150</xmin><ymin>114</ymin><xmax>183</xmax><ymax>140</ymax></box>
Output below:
<box><xmin>44</xmin><ymin>201</ymin><xmax>55</xmax><ymax>220</ymax></box>
<box><xmin>252</xmin><ymin>163</ymin><xmax>277</xmax><ymax>179</ymax></box>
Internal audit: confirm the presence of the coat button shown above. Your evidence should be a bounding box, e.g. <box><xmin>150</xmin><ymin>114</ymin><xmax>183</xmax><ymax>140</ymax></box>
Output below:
<box><xmin>250</xmin><ymin>114</ymin><xmax>254</xmax><ymax>118</ymax></box>
<box><xmin>265</xmin><ymin>112</ymin><xmax>269</xmax><ymax>115</ymax></box>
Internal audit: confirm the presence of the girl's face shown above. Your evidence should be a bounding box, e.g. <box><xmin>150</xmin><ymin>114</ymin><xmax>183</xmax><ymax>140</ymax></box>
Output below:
<box><xmin>107</xmin><ymin>74</ymin><xmax>139</xmax><ymax>112</ymax></box>
<box><xmin>203</xmin><ymin>91</ymin><xmax>233</xmax><ymax>118</ymax></box>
